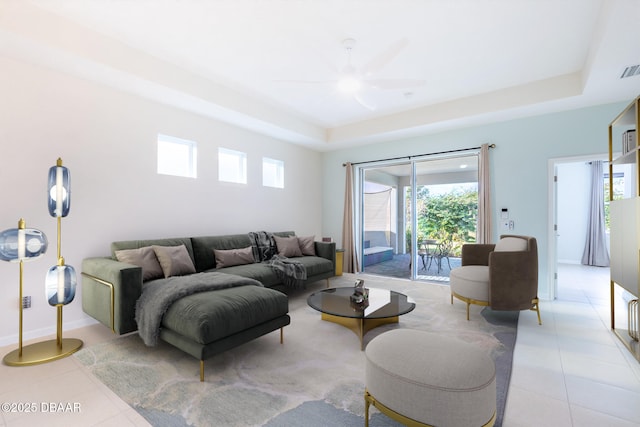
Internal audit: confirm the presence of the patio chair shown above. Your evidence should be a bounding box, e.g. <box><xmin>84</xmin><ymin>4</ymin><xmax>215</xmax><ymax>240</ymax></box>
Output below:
<box><xmin>417</xmin><ymin>240</ymin><xmax>437</xmax><ymax>270</ymax></box>
<box><xmin>429</xmin><ymin>239</ymin><xmax>453</xmax><ymax>273</ymax></box>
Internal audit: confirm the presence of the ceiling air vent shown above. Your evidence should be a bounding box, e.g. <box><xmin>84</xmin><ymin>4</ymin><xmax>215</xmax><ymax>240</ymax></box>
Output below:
<box><xmin>620</xmin><ymin>64</ymin><xmax>640</xmax><ymax>79</ymax></box>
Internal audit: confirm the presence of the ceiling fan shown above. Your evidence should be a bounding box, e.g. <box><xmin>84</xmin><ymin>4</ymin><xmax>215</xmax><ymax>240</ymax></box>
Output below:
<box><xmin>278</xmin><ymin>38</ymin><xmax>426</xmax><ymax>110</ymax></box>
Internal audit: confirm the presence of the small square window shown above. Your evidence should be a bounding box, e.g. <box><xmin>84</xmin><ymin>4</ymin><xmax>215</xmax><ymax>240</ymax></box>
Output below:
<box><xmin>157</xmin><ymin>134</ymin><xmax>197</xmax><ymax>178</ymax></box>
<box><xmin>263</xmin><ymin>157</ymin><xmax>284</xmax><ymax>188</ymax></box>
<box><xmin>219</xmin><ymin>148</ymin><xmax>247</xmax><ymax>184</ymax></box>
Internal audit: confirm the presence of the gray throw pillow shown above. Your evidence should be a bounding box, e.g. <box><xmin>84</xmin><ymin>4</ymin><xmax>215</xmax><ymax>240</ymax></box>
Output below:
<box><xmin>214</xmin><ymin>246</ymin><xmax>255</xmax><ymax>268</ymax></box>
<box><xmin>114</xmin><ymin>246</ymin><xmax>164</xmax><ymax>281</ymax></box>
<box><xmin>152</xmin><ymin>245</ymin><xmax>196</xmax><ymax>278</ymax></box>
<box><xmin>297</xmin><ymin>235</ymin><xmax>316</xmax><ymax>256</ymax></box>
<box><xmin>274</xmin><ymin>235</ymin><xmax>303</xmax><ymax>257</ymax></box>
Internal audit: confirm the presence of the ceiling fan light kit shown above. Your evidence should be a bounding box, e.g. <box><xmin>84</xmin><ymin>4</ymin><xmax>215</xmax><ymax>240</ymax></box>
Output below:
<box><xmin>338</xmin><ymin>75</ymin><xmax>362</xmax><ymax>93</ymax></box>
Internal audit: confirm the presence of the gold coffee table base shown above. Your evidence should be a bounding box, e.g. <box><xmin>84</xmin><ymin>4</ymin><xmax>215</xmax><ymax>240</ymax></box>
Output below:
<box><xmin>321</xmin><ymin>313</ymin><xmax>398</xmax><ymax>350</ymax></box>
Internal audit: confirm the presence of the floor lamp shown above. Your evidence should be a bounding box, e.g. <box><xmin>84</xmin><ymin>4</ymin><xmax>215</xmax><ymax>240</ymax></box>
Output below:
<box><xmin>2</xmin><ymin>158</ymin><xmax>83</xmax><ymax>366</ymax></box>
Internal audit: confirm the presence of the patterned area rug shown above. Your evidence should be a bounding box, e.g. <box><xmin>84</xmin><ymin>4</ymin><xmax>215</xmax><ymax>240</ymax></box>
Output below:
<box><xmin>75</xmin><ymin>273</ymin><xmax>517</xmax><ymax>427</ymax></box>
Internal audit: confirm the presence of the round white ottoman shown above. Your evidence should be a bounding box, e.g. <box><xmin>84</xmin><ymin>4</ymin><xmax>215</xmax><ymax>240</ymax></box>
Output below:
<box><xmin>365</xmin><ymin>329</ymin><xmax>496</xmax><ymax>427</ymax></box>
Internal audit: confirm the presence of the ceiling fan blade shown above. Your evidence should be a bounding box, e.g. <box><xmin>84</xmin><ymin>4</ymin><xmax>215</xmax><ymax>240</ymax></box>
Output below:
<box><xmin>360</xmin><ymin>38</ymin><xmax>409</xmax><ymax>75</ymax></box>
<box><xmin>366</xmin><ymin>78</ymin><xmax>426</xmax><ymax>90</ymax></box>
<box><xmin>353</xmin><ymin>93</ymin><xmax>377</xmax><ymax>111</ymax></box>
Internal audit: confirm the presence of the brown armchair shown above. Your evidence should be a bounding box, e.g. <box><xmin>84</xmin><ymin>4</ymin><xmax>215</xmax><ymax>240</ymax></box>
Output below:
<box><xmin>449</xmin><ymin>234</ymin><xmax>541</xmax><ymax>324</ymax></box>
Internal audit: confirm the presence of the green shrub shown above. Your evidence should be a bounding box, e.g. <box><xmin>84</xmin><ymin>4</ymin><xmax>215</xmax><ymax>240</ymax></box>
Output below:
<box><xmin>407</xmin><ymin>186</ymin><xmax>478</xmax><ymax>256</ymax></box>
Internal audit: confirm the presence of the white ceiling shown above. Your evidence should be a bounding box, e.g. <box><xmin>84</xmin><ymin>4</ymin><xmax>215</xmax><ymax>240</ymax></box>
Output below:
<box><xmin>2</xmin><ymin>0</ymin><xmax>640</xmax><ymax>151</ymax></box>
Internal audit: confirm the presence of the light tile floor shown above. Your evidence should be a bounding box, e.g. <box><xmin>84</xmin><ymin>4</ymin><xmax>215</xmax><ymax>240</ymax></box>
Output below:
<box><xmin>1</xmin><ymin>264</ymin><xmax>639</xmax><ymax>426</ymax></box>
<box><xmin>0</xmin><ymin>325</ymin><xmax>149</xmax><ymax>427</ymax></box>
<box><xmin>503</xmin><ymin>263</ymin><xmax>640</xmax><ymax>427</ymax></box>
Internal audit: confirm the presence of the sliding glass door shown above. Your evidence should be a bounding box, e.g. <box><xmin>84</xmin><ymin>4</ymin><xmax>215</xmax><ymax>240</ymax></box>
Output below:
<box><xmin>410</xmin><ymin>155</ymin><xmax>479</xmax><ymax>281</ymax></box>
<box><xmin>357</xmin><ymin>153</ymin><xmax>479</xmax><ymax>281</ymax></box>
<box><xmin>360</xmin><ymin>163</ymin><xmax>411</xmax><ymax>278</ymax></box>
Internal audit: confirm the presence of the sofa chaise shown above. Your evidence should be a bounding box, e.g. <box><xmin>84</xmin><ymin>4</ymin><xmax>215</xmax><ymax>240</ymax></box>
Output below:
<box><xmin>81</xmin><ymin>231</ymin><xmax>336</xmax><ymax>380</ymax></box>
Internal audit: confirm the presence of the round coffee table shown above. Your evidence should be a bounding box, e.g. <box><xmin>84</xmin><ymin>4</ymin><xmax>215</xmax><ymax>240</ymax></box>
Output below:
<box><xmin>307</xmin><ymin>287</ymin><xmax>415</xmax><ymax>350</ymax></box>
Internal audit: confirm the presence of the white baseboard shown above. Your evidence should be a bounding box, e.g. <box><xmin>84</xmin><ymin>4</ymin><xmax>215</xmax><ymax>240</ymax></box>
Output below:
<box><xmin>558</xmin><ymin>259</ymin><xmax>581</xmax><ymax>265</ymax></box>
<box><xmin>0</xmin><ymin>317</ymin><xmax>98</xmax><ymax>348</ymax></box>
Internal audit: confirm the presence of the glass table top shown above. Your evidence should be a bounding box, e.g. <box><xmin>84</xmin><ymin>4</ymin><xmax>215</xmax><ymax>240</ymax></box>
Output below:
<box><xmin>307</xmin><ymin>287</ymin><xmax>416</xmax><ymax>319</ymax></box>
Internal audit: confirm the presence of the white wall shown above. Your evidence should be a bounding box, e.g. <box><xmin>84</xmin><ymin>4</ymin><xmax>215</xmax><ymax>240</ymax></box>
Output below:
<box><xmin>322</xmin><ymin>101</ymin><xmax>628</xmax><ymax>300</ymax></box>
<box><xmin>0</xmin><ymin>56</ymin><xmax>324</xmax><ymax>345</ymax></box>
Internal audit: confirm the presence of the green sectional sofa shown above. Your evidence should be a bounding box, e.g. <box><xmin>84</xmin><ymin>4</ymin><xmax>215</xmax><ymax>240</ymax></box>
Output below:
<box><xmin>81</xmin><ymin>231</ymin><xmax>336</xmax><ymax>380</ymax></box>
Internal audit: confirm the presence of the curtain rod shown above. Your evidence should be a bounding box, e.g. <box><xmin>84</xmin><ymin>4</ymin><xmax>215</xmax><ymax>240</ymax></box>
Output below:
<box><xmin>342</xmin><ymin>144</ymin><xmax>495</xmax><ymax>167</ymax></box>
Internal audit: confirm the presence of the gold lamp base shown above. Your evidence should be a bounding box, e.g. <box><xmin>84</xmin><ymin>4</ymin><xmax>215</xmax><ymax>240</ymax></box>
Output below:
<box><xmin>3</xmin><ymin>338</ymin><xmax>83</xmax><ymax>366</ymax></box>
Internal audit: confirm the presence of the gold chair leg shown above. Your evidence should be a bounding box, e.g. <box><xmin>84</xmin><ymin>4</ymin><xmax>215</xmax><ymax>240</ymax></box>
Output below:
<box><xmin>364</xmin><ymin>391</ymin><xmax>371</xmax><ymax>427</ymax></box>
<box><xmin>280</xmin><ymin>327</ymin><xmax>284</xmax><ymax>344</ymax></box>
<box><xmin>532</xmin><ymin>298</ymin><xmax>542</xmax><ymax>325</ymax></box>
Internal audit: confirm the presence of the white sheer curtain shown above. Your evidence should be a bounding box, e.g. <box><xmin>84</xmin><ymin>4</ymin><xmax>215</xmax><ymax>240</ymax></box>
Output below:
<box><xmin>581</xmin><ymin>160</ymin><xmax>610</xmax><ymax>266</ymax></box>
<box><xmin>477</xmin><ymin>143</ymin><xmax>492</xmax><ymax>243</ymax></box>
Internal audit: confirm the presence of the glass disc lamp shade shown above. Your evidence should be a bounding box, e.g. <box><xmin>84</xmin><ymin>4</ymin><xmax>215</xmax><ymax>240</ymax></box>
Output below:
<box><xmin>48</xmin><ymin>158</ymin><xmax>70</xmax><ymax>218</ymax></box>
<box><xmin>0</xmin><ymin>223</ymin><xmax>47</xmax><ymax>262</ymax></box>
<box><xmin>45</xmin><ymin>260</ymin><xmax>76</xmax><ymax>306</ymax></box>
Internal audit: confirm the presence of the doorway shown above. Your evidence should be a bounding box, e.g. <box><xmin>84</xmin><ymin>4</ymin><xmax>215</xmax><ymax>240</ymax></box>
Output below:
<box><xmin>548</xmin><ymin>154</ymin><xmax>629</xmax><ymax>300</ymax></box>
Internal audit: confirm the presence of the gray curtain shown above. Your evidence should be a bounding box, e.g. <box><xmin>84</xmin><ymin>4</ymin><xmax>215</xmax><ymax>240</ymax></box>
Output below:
<box><xmin>581</xmin><ymin>161</ymin><xmax>610</xmax><ymax>267</ymax></box>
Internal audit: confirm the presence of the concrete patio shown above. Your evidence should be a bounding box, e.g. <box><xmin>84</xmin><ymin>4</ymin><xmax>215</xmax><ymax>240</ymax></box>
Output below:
<box><xmin>363</xmin><ymin>252</ymin><xmax>462</xmax><ymax>282</ymax></box>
